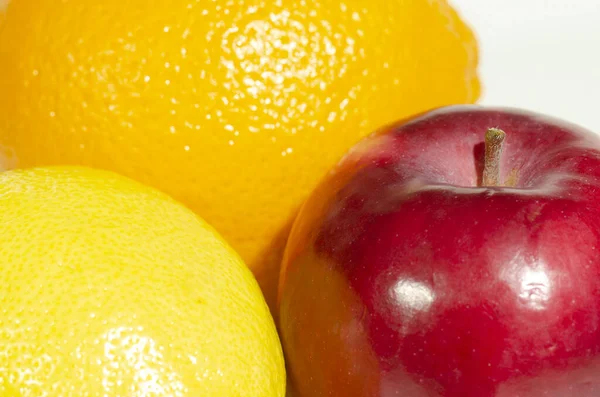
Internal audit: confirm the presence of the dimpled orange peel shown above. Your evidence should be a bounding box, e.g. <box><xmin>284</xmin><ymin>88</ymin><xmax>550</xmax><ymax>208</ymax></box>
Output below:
<box><xmin>0</xmin><ymin>0</ymin><xmax>480</xmax><ymax>310</ymax></box>
<box><xmin>0</xmin><ymin>166</ymin><xmax>285</xmax><ymax>397</ymax></box>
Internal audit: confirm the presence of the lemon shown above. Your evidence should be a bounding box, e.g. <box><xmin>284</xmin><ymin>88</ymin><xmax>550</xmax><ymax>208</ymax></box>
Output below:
<box><xmin>0</xmin><ymin>166</ymin><xmax>285</xmax><ymax>397</ymax></box>
<box><xmin>0</xmin><ymin>0</ymin><xmax>480</xmax><ymax>310</ymax></box>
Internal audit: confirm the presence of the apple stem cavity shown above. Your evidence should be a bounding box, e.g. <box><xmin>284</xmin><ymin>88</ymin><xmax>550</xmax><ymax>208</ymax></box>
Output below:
<box><xmin>482</xmin><ymin>128</ymin><xmax>506</xmax><ymax>187</ymax></box>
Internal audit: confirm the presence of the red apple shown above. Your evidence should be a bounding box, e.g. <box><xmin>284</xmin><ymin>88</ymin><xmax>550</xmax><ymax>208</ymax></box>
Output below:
<box><xmin>278</xmin><ymin>106</ymin><xmax>600</xmax><ymax>397</ymax></box>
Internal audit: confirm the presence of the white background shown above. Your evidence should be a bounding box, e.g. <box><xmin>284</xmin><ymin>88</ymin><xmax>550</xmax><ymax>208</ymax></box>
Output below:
<box><xmin>451</xmin><ymin>0</ymin><xmax>600</xmax><ymax>133</ymax></box>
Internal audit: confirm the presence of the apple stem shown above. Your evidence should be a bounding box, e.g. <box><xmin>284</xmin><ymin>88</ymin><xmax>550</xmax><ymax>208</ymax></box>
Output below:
<box><xmin>482</xmin><ymin>128</ymin><xmax>506</xmax><ymax>187</ymax></box>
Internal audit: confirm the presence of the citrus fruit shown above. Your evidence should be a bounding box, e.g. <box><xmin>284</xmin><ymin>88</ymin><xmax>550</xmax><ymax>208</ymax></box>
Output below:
<box><xmin>0</xmin><ymin>166</ymin><xmax>285</xmax><ymax>397</ymax></box>
<box><xmin>0</xmin><ymin>0</ymin><xmax>480</xmax><ymax>310</ymax></box>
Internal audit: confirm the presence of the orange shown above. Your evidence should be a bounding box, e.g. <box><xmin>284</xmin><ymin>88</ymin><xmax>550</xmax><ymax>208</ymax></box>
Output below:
<box><xmin>0</xmin><ymin>0</ymin><xmax>480</xmax><ymax>310</ymax></box>
<box><xmin>0</xmin><ymin>166</ymin><xmax>285</xmax><ymax>396</ymax></box>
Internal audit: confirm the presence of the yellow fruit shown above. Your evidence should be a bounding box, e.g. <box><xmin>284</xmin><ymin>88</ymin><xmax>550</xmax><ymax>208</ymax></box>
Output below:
<box><xmin>0</xmin><ymin>166</ymin><xmax>285</xmax><ymax>397</ymax></box>
<box><xmin>0</xmin><ymin>0</ymin><xmax>480</xmax><ymax>310</ymax></box>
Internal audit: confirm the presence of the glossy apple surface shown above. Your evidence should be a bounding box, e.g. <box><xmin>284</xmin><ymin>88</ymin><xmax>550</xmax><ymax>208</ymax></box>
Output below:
<box><xmin>278</xmin><ymin>106</ymin><xmax>600</xmax><ymax>397</ymax></box>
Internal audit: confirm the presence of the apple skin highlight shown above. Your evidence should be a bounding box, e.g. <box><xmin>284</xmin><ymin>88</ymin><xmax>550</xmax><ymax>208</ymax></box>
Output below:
<box><xmin>278</xmin><ymin>105</ymin><xmax>600</xmax><ymax>397</ymax></box>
